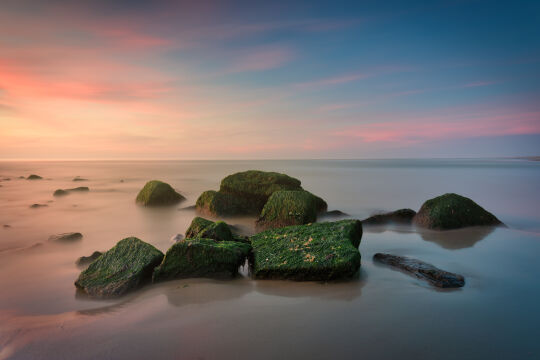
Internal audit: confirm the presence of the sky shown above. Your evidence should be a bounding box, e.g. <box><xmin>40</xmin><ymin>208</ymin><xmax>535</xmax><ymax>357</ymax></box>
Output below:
<box><xmin>1</xmin><ymin>0</ymin><xmax>539</xmax><ymax>160</ymax></box>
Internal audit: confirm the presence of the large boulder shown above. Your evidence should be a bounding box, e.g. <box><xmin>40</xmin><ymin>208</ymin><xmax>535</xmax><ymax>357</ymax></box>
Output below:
<box><xmin>250</xmin><ymin>219</ymin><xmax>362</xmax><ymax>281</ymax></box>
<box><xmin>413</xmin><ymin>193</ymin><xmax>503</xmax><ymax>230</ymax></box>
<box><xmin>196</xmin><ymin>170</ymin><xmax>302</xmax><ymax>217</ymax></box>
<box><xmin>362</xmin><ymin>208</ymin><xmax>416</xmax><ymax>226</ymax></box>
<box><xmin>152</xmin><ymin>238</ymin><xmax>252</xmax><ymax>281</ymax></box>
<box><xmin>136</xmin><ymin>180</ymin><xmax>185</xmax><ymax>206</ymax></box>
<box><xmin>74</xmin><ymin>237</ymin><xmax>164</xmax><ymax>298</ymax></box>
<box><xmin>373</xmin><ymin>253</ymin><xmax>465</xmax><ymax>288</ymax></box>
<box><xmin>256</xmin><ymin>190</ymin><xmax>328</xmax><ymax>230</ymax></box>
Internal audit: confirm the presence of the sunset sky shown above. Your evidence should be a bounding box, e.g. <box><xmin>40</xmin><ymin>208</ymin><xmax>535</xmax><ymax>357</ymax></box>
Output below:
<box><xmin>1</xmin><ymin>0</ymin><xmax>539</xmax><ymax>159</ymax></box>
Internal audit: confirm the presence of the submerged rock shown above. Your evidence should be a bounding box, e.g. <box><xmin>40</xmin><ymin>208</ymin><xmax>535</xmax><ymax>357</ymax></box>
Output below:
<box><xmin>136</xmin><ymin>180</ymin><xmax>185</xmax><ymax>206</ymax></box>
<box><xmin>27</xmin><ymin>174</ymin><xmax>42</xmax><ymax>180</ymax></box>
<box><xmin>362</xmin><ymin>208</ymin><xmax>416</xmax><ymax>226</ymax></box>
<box><xmin>256</xmin><ymin>190</ymin><xmax>328</xmax><ymax>230</ymax></box>
<box><xmin>73</xmin><ymin>177</ymin><xmax>88</xmax><ymax>181</ymax></box>
<box><xmin>170</xmin><ymin>234</ymin><xmax>184</xmax><ymax>243</ymax></box>
<box><xmin>30</xmin><ymin>203</ymin><xmax>48</xmax><ymax>208</ymax></box>
<box><xmin>373</xmin><ymin>253</ymin><xmax>465</xmax><ymax>288</ymax></box>
<box><xmin>76</xmin><ymin>251</ymin><xmax>103</xmax><ymax>267</ymax></box>
<box><xmin>250</xmin><ymin>219</ymin><xmax>362</xmax><ymax>281</ymax></box>
<box><xmin>185</xmin><ymin>216</ymin><xmax>249</xmax><ymax>243</ymax></box>
<box><xmin>196</xmin><ymin>170</ymin><xmax>303</xmax><ymax>217</ymax></box>
<box><xmin>413</xmin><ymin>193</ymin><xmax>503</xmax><ymax>230</ymax></box>
<box><xmin>48</xmin><ymin>232</ymin><xmax>83</xmax><ymax>242</ymax></box>
<box><xmin>3</xmin><ymin>224</ymin><xmax>11</xmax><ymax>228</ymax></box>
<box><xmin>152</xmin><ymin>238</ymin><xmax>251</xmax><ymax>282</ymax></box>
<box><xmin>53</xmin><ymin>187</ymin><xmax>89</xmax><ymax>196</ymax></box>
<box><xmin>75</xmin><ymin>237</ymin><xmax>164</xmax><ymax>298</ymax></box>
<box><xmin>321</xmin><ymin>210</ymin><xmax>349</xmax><ymax>218</ymax></box>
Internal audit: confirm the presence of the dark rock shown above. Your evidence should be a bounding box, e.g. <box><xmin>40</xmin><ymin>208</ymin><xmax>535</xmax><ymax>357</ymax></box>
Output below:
<box><xmin>27</xmin><ymin>174</ymin><xmax>42</xmax><ymax>180</ymax></box>
<box><xmin>76</xmin><ymin>251</ymin><xmax>103</xmax><ymax>267</ymax></box>
<box><xmin>48</xmin><ymin>232</ymin><xmax>83</xmax><ymax>242</ymax></box>
<box><xmin>73</xmin><ymin>177</ymin><xmax>88</xmax><ymax>181</ymax></box>
<box><xmin>362</xmin><ymin>208</ymin><xmax>416</xmax><ymax>226</ymax></box>
<box><xmin>170</xmin><ymin>234</ymin><xmax>184</xmax><ymax>243</ymax></box>
<box><xmin>195</xmin><ymin>170</ymin><xmax>303</xmax><ymax>217</ymax></box>
<box><xmin>3</xmin><ymin>224</ymin><xmax>11</xmax><ymax>228</ymax></box>
<box><xmin>256</xmin><ymin>190</ymin><xmax>328</xmax><ymax>230</ymax></box>
<box><xmin>373</xmin><ymin>253</ymin><xmax>465</xmax><ymax>288</ymax></box>
<box><xmin>185</xmin><ymin>216</ymin><xmax>248</xmax><ymax>243</ymax></box>
<box><xmin>413</xmin><ymin>193</ymin><xmax>503</xmax><ymax>230</ymax></box>
<box><xmin>322</xmin><ymin>210</ymin><xmax>349</xmax><ymax>217</ymax></box>
<box><xmin>75</xmin><ymin>237</ymin><xmax>164</xmax><ymax>298</ymax></box>
<box><xmin>53</xmin><ymin>187</ymin><xmax>89</xmax><ymax>196</ymax></box>
<box><xmin>152</xmin><ymin>238</ymin><xmax>251</xmax><ymax>282</ymax></box>
<box><xmin>178</xmin><ymin>205</ymin><xmax>196</xmax><ymax>211</ymax></box>
<box><xmin>136</xmin><ymin>180</ymin><xmax>185</xmax><ymax>206</ymax></box>
<box><xmin>30</xmin><ymin>203</ymin><xmax>48</xmax><ymax>208</ymax></box>
<box><xmin>250</xmin><ymin>219</ymin><xmax>362</xmax><ymax>281</ymax></box>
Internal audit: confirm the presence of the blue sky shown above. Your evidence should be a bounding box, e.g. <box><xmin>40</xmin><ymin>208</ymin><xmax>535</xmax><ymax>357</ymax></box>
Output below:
<box><xmin>1</xmin><ymin>0</ymin><xmax>539</xmax><ymax>159</ymax></box>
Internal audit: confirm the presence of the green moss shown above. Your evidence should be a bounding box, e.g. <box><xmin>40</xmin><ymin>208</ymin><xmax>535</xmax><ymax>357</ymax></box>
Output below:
<box><xmin>256</xmin><ymin>190</ymin><xmax>328</xmax><ymax>230</ymax></box>
<box><xmin>136</xmin><ymin>180</ymin><xmax>185</xmax><ymax>206</ymax></box>
<box><xmin>185</xmin><ymin>216</ymin><xmax>249</xmax><ymax>243</ymax></box>
<box><xmin>250</xmin><ymin>219</ymin><xmax>362</xmax><ymax>281</ymax></box>
<box><xmin>152</xmin><ymin>238</ymin><xmax>252</xmax><ymax>281</ymax></box>
<box><xmin>196</xmin><ymin>170</ymin><xmax>303</xmax><ymax>216</ymax></box>
<box><xmin>413</xmin><ymin>193</ymin><xmax>503</xmax><ymax>230</ymax></box>
<box><xmin>27</xmin><ymin>174</ymin><xmax>42</xmax><ymax>180</ymax></box>
<box><xmin>74</xmin><ymin>237</ymin><xmax>164</xmax><ymax>298</ymax></box>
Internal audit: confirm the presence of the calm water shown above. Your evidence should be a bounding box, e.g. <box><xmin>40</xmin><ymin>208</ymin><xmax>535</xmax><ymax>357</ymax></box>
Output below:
<box><xmin>0</xmin><ymin>159</ymin><xmax>539</xmax><ymax>359</ymax></box>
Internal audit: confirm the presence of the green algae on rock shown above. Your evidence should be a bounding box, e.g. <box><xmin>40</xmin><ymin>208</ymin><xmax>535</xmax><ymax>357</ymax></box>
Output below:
<box><xmin>256</xmin><ymin>190</ymin><xmax>328</xmax><ymax>230</ymax></box>
<box><xmin>196</xmin><ymin>170</ymin><xmax>303</xmax><ymax>217</ymax></box>
<box><xmin>27</xmin><ymin>174</ymin><xmax>42</xmax><ymax>180</ymax></box>
<box><xmin>152</xmin><ymin>238</ymin><xmax>252</xmax><ymax>282</ymax></box>
<box><xmin>250</xmin><ymin>219</ymin><xmax>362</xmax><ymax>281</ymax></box>
<box><xmin>185</xmin><ymin>216</ymin><xmax>249</xmax><ymax>243</ymax></box>
<box><xmin>75</xmin><ymin>237</ymin><xmax>164</xmax><ymax>298</ymax></box>
<box><xmin>413</xmin><ymin>193</ymin><xmax>503</xmax><ymax>230</ymax></box>
<box><xmin>362</xmin><ymin>208</ymin><xmax>417</xmax><ymax>226</ymax></box>
<box><xmin>136</xmin><ymin>180</ymin><xmax>185</xmax><ymax>206</ymax></box>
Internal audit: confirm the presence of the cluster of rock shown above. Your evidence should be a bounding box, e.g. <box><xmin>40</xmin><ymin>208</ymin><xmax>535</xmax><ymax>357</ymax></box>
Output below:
<box><xmin>75</xmin><ymin>217</ymin><xmax>363</xmax><ymax>298</ymax></box>
<box><xmin>196</xmin><ymin>170</ymin><xmax>328</xmax><ymax>230</ymax></box>
<box><xmin>72</xmin><ymin>170</ymin><xmax>506</xmax><ymax>298</ymax></box>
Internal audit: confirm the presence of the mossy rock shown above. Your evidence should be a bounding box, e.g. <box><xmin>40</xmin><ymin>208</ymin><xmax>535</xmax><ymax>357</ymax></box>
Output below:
<box><xmin>136</xmin><ymin>180</ymin><xmax>185</xmax><ymax>206</ymax></box>
<box><xmin>152</xmin><ymin>238</ymin><xmax>252</xmax><ymax>282</ymax></box>
<box><xmin>76</xmin><ymin>251</ymin><xmax>103</xmax><ymax>267</ymax></box>
<box><xmin>27</xmin><ymin>174</ymin><xmax>42</xmax><ymax>180</ymax></box>
<box><xmin>196</xmin><ymin>170</ymin><xmax>302</xmax><ymax>216</ymax></box>
<box><xmin>185</xmin><ymin>216</ymin><xmax>249</xmax><ymax>243</ymax></box>
<box><xmin>75</xmin><ymin>237</ymin><xmax>164</xmax><ymax>298</ymax></box>
<box><xmin>413</xmin><ymin>193</ymin><xmax>503</xmax><ymax>230</ymax></box>
<box><xmin>256</xmin><ymin>190</ymin><xmax>328</xmax><ymax>230</ymax></box>
<box><xmin>362</xmin><ymin>208</ymin><xmax>417</xmax><ymax>226</ymax></box>
<box><xmin>250</xmin><ymin>219</ymin><xmax>362</xmax><ymax>281</ymax></box>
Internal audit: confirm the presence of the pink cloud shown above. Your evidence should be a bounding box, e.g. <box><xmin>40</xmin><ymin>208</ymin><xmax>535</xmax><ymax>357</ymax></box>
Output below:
<box><xmin>229</xmin><ymin>46</ymin><xmax>295</xmax><ymax>72</ymax></box>
<box><xmin>294</xmin><ymin>72</ymin><xmax>371</xmax><ymax>89</ymax></box>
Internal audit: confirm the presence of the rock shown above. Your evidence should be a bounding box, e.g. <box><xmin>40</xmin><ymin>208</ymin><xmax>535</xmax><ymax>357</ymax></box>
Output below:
<box><xmin>178</xmin><ymin>205</ymin><xmax>196</xmax><ymax>211</ymax></box>
<box><xmin>76</xmin><ymin>251</ymin><xmax>103</xmax><ymax>267</ymax></box>
<box><xmin>152</xmin><ymin>238</ymin><xmax>251</xmax><ymax>282</ymax></box>
<box><xmin>75</xmin><ymin>237</ymin><xmax>164</xmax><ymax>298</ymax></box>
<box><xmin>18</xmin><ymin>176</ymin><xmax>25</xmax><ymax>179</ymax></box>
<box><xmin>135</xmin><ymin>180</ymin><xmax>185</xmax><ymax>206</ymax></box>
<box><xmin>120</xmin><ymin>179</ymin><xmax>124</xmax><ymax>183</ymax></box>
<box><xmin>373</xmin><ymin>253</ymin><xmax>465</xmax><ymax>288</ymax></box>
<box><xmin>53</xmin><ymin>187</ymin><xmax>89</xmax><ymax>196</ymax></box>
<box><xmin>73</xmin><ymin>177</ymin><xmax>88</xmax><ymax>181</ymax></box>
<box><xmin>27</xmin><ymin>174</ymin><xmax>42</xmax><ymax>180</ymax></box>
<box><xmin>3</xmin><ymin>224</ymin><xmax>11</xmax><ymax>228</ymax></box>
<box><xmin>362</xmin><ymin>208</ymin><xmax>416</xmax><ymax>226</ymax></box>
<box><xmin>30</xmin><ymin>203</ymin><xmax>48</xmax><ymax>208</ymax></box>
<box><xmin>322</xmin><ymin>210</ymin><xmax>349</xmax><ymax>217</ymax></box>
<box><xmin>250</xmin><ymin>219</ymin><xmax>362</xmax><ymax>281</ymax></box>
<box><xmin>413</xmin><ymin>193</ymin><xmax>503</xmax><ymax>230</ymax></box>
<box><xmin>185</xmin><ymin>216</ymin><xmax>234</xmax><ymax>242</ymax></box>
<box><xmin>48</xmin><ymin>232</ymin><xmax>83</xmax><ymax>242</ymax></box>
<box><xmin>170</xmin><ymin>234</ymin><xmax>184</xmax><ymax>243</ymax></box>
<box><xmin>196</xmin><ymin>170</ymin><xmax>303</xmax><ymax>217</ymax></box>
<box><xmin>3</xmin><ymin>178</ymin><xmax>10</xmax><ymax>181</ymax></box>
<box><xmin>256</xmin><ymin>190</ymin><xmax>328</xmax><ymax>230</ymax></box>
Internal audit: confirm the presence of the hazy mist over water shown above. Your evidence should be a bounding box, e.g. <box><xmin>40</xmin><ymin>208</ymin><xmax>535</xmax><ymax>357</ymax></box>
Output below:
<box><xmin>0</xmin><ymin>159</ymin><xmax>539</xmax><ymax>359</ymax></box>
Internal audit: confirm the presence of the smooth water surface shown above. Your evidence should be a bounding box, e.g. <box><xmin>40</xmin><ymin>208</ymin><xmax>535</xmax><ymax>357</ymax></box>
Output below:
<box><xmin>0</xmin><ymin>159</ymin><xmax>539</xmax><ymax>359</ymax></box>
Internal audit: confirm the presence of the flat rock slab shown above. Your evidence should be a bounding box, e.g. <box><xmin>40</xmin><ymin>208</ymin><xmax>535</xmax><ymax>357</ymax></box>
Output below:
<box><xmin>49</xmin><ymin>232</ymin><xmax>83</xmax><ymax>242</ymax></box>
<box><xmin>251</xmin><ymin>219</ymin><xmax>362</xmax><ymax>281</ymax></box>
<box><xmin>373</xmin><ymin>253</ymin><xmax>465</xmax><ymax>288</ymax></box>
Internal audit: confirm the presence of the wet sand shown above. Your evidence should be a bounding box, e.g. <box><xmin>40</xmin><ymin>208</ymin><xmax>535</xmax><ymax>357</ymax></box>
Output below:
<box><xmin>1</xmin><ymin>159</ymin><xmax>539</xmax><ymax>359</ymax></box>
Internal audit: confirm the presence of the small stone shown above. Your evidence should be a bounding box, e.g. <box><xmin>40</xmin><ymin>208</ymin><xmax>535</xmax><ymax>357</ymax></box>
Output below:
<box><xmin>48</xmin><ymin>232</ymin><xmax>83</xmax><ymax>242</ymax></box>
